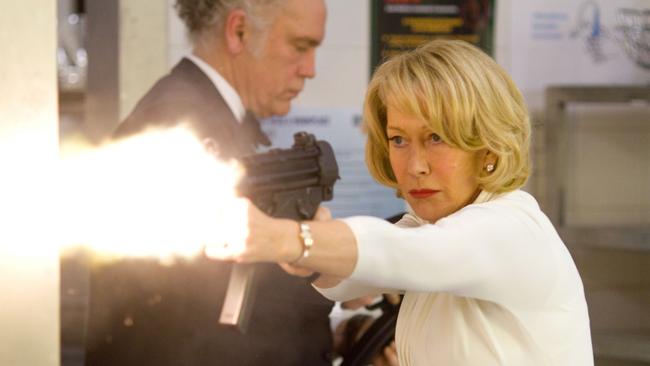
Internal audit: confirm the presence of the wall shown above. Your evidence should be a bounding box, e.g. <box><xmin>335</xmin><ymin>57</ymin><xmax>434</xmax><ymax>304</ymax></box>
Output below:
<box><xmin>0</xmin><ymin>2</ymin><xmax>59</xmax><ymax>366</ymax></box>
<box><xmin>85</xmin><ymin>0</ymin><xmax>169</xmax><ymax>142</ymax></box>
<box><xmin>119</xmin><ymin>1</ymin><xmax>169</xmax><ymax>121</ymax></box>
<box><xmin>566</xmin><ymin>103</ymin><xmax>650</xmax><ymax>226</ymax></box>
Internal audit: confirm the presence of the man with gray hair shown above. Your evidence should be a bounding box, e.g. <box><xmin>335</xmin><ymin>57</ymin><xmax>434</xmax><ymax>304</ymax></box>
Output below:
<box><xmin>114</xmin><ymin>0</ymin><xmax>325</xmax><ymax>157</ymax></box>
<box><xmin>85</xmin><ymin>1</ymin><xmax>332</xmax><ymax>365</ymax></box>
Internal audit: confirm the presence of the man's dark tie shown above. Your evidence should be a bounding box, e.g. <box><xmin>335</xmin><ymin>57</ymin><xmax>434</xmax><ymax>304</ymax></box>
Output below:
<box><xmin>242</xmin><ymin>111</ymin><xmax>272</xmax><ymax>147</ymax></box>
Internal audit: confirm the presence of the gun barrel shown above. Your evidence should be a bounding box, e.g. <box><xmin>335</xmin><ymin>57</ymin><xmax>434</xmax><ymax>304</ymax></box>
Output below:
<box><xmin>242</xmin><ymin>146</ymin><xmax>319</xmax><ymax>165</ymax></box>
<box><xmin>240</xmin><ymin>166</ymin><xmax>320</xmax><ymax>193</ymax></box>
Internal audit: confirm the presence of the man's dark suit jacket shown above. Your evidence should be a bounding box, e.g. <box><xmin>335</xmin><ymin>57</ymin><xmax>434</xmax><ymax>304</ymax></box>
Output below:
<box><xmin>84</xmin><ymin>58</ymin><xmax>334</xmax><ymax>366</ymax></box>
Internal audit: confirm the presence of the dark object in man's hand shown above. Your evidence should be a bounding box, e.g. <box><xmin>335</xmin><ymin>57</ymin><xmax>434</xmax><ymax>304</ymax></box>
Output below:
<box><xmin>341</xmin><ymin>295</ymin><xmax>402</xmax><ymax>366</ymax></box>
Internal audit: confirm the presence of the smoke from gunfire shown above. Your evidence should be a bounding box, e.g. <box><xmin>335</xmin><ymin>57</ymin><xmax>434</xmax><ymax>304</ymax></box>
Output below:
<box><xmin>57</xmin><ymin>126</ymin><xmax>248</xmax><ymax>264</ymax></box>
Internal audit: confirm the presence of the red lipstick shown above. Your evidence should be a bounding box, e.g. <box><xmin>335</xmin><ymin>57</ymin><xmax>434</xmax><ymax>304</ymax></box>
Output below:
<box><xmin>408</xmin><ymin>189</ymin><xmax>438</xmax><ymax>199</ymax></box>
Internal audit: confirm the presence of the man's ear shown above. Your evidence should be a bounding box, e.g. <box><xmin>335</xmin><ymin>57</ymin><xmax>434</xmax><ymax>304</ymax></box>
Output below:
<box><xmin>224</xmin><ymin>9</ymin><xmax>247</xmax><ymax>54</ymax></box>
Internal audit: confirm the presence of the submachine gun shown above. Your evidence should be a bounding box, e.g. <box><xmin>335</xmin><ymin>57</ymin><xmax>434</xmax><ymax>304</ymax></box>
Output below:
<box><xmin>219</xmin><ymin>131</ymin><xmax>339</xmax><ymax>332</ymax></box>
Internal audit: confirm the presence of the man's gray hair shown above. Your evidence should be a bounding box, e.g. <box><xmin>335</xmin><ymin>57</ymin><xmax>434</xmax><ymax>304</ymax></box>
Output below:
<box><xmin>174</xmin><ymin>0</ymin><xmax>286</xmax><ymax>40</ymax></box>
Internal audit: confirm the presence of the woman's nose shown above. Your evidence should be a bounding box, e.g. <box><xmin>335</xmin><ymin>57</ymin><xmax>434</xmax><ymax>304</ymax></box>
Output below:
<box><xmin>408</xmin><ymin>146</ymin><xmax>430</xmax><ymax>176</ymax></box>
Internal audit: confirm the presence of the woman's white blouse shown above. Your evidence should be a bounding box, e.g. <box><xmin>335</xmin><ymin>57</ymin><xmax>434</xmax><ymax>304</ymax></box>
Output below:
<box><xmin>316</xmin><ymin>190</ymin><xmax>593</xmax><ymax>365</ymax></box>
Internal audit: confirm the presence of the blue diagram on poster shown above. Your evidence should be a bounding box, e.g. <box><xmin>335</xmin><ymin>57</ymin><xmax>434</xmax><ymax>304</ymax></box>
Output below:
<box><xmin>504</xmin><ymin>0</ymin><xmax>649</xmax><ymax>109</ymax></box>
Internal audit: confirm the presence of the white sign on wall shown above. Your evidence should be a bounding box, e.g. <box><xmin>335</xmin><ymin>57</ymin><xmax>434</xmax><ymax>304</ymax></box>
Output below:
<box><xmin>505</xmin><ymin>0</ymin><xmax>650</xmax><ymax>108</ymax></box>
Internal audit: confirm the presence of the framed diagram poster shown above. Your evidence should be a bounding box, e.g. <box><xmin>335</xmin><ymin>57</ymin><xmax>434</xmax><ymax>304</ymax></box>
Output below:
<box><xmin>503</xmin><ymin>0</ymin><xmax>650</xmax><ymax>109</ymax></box>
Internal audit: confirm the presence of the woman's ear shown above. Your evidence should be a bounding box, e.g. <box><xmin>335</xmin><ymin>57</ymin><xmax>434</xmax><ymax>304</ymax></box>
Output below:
<box><xmin>224</xmin><ymin>9</ymin><xmax>247</xmax><ymax>54</ymax></box>
<box><xmin>482</xmin><ymin>150</ymin><xmax>498</xmax><ymax>173</ymax></box>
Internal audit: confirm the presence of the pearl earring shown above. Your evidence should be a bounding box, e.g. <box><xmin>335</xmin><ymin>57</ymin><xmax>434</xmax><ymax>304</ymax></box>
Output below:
<box><xmin>486</xmin><ymin>163</ymin><xmax>495</xmax><ymax>172</ymax></box>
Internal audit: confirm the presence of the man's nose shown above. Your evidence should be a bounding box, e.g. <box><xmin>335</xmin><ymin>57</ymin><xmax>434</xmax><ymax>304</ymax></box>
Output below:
<box><xmin>408</xmin><ymin>145</ymin><xmax>430</xmax><ymax>177</ymax></box>
<box><xmin>298</xmin><ymin>50</ymin><xmax>316</xmax><ymax>79</ymax></box>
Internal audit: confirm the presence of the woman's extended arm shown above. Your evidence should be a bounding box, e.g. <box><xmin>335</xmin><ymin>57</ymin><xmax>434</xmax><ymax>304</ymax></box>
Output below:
<box><xmin>206</xmin><ymin>191</ymin><xmax>558</xmax><ymax>305</ymax></box>
<box><xmin>205</xmin><ymin>198</ymin><xmax>359</xmax><ymax>282</ymax></box>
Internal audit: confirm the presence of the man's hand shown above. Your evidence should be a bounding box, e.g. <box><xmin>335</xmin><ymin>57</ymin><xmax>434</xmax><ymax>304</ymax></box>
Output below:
<box><xmin>372</xmin><ymin>341</ymin><xmax>399</xmax><ymax>366</ymax></box>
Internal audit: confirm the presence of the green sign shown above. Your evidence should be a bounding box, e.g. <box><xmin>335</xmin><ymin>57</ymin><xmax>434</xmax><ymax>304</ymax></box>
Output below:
<box><xmin>371</xmin><ymin>0</ymin><xmax>495</xmax><ymax>71</ymax></box>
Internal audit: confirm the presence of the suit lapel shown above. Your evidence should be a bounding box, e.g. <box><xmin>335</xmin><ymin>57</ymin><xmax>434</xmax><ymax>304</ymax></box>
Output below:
<box><xmin>173</xmin><ymin>58</ymin><xmax>270</xmax><ymax>157</ymax></box>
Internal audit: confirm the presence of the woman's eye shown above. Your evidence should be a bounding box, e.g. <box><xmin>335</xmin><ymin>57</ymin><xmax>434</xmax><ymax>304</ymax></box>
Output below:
<box><xmin>429</xmin><ymin>133</ymin><xmax>442</xmax><ymax>143</ymax></box>
<box><xmin>388</xmin><ymin>136</ymin><xmax>404</xmax><ymax>146</ymax></box>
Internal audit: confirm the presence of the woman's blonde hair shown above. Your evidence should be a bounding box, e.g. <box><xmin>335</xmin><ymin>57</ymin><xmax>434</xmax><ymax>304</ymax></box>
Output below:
<box><xmin>364</xmin><ymin>40</ymin><xmax>531</xmax><ymax>193</ymax></box>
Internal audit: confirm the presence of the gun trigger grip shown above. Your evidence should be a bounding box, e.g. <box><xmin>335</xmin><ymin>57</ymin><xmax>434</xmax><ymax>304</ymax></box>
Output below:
<box><xmin>297</xmin><ymin>198</ymin><xmax>312</xmax><ymax>219</ymax></box>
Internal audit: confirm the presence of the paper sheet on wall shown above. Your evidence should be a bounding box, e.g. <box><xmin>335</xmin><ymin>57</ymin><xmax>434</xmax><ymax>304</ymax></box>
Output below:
<box><xmin>505</xmin><ymin>0</ymin><xmax>650</xmax><ymax>109</ymax></box>
<box><xmin>261</xmin><ymin>108</ymin><xmax>405</xmax><ymax>220</ymax></box>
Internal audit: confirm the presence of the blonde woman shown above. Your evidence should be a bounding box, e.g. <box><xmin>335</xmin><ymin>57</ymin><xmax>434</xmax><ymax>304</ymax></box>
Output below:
<box><xmin>208</xmin><ymin>40</ymin><xmax>593</xmax><ymax>365</ymax></box>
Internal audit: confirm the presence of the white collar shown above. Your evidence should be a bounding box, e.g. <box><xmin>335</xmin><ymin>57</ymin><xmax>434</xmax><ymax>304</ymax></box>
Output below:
<box><xmin>185</xmin><ymin>53</ymin><xmax>246</xmax><ymax>123</ymax></box>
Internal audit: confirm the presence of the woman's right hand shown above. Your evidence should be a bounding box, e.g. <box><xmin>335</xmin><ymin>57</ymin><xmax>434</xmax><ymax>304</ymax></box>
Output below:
<box><xmin>207</xmin><ymin>199</ymin><xmax>357</xmax><ymax>281</ymax></box>
<box><xmin>205</xmin><ymin>198</ymin><xmax>300</xmax><ymax>264</ymax></box>
<box><xmin>279</xmin><ymin>206</ymin><xmax>332</xmax><ymax>277</ymax></box>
